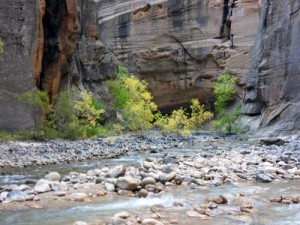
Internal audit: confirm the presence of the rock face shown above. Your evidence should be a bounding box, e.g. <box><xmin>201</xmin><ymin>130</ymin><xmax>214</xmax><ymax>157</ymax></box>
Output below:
<box><xmin>242</xmin><ymin>0</ymin><xmax>300</xmax><ymax>137</ymax></box>
<box><xmin>0</xmin><ymin>0</ymin><xmax>117</xmax><ymax>131</ymax></box>
<box><xmin>98</xmin><ymin>0</ymin><xmax>260</xmax><ymax>111</ymax></box>
<box><xmin>0</xmin><ymin>0</ymin><xmax>38</xmax><ymax>131</ymax></box>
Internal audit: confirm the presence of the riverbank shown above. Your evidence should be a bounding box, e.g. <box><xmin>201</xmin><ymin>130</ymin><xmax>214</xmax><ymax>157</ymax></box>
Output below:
<box><xmin>1</xmin><ymin>134</ymin><xmax>300</xmax><ymax>224</ymax></box>
<box><xmin>0</xmin><ymin>132</ymin><xmax>208</xmax><ymax>168</ymax></box>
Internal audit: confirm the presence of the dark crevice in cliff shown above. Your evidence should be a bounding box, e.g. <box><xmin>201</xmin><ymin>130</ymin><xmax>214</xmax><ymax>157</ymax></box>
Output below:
<box><xmin>40</xmin><ymin>0</ymin><xmax>66</xmax><ymax>92</ymax></box>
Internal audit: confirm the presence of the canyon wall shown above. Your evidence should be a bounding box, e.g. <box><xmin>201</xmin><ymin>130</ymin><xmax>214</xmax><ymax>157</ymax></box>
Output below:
<box><xmin>0</xmin><ymin>0</ymin><xmax>117</xmax><ymax>131</ymax></box>
<box><xmin>97</xmin><ymin>0</ymin><xmax>260</xmax><ymax>111</ymax></box>
<box><xmin>0</xmin><ymin>0</ymin><xmax>38</xmax><ymax>131</ymax></box>
<box><xmin>243</xmin><ymin>0</ymin><xmax>300</xmax><ymax>137</ymax></box>
<box><xmin>3</xmin><ymin>0</ymin><xmax>298</xmax><ymax>137</ymax></box>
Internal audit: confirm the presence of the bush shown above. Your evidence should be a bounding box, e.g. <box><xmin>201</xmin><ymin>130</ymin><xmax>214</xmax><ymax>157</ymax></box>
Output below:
<box><xmin>18</xmin><ymin>88</ymin><xmax>51</xmax><ymax>138</ymax></box>
<box><xmin>213</xmin><ymin>69</ymin><xmax>241</xmax><ymax>134</ymax></box>
<box><xmin>53</xmin><ymin>91</ymin><xmax>105</xmax><ymax>140</ymax></box>
<box><xmin>154</xmin><ymin>99</ymin><xmax>213</xmax><ymax>135</ymax></box>
<box><xmin>74</xmin><ymin>90</ymin><xmax>105</xmax><ymax>126</ymax></box>
<box><xmin>0</xmin><ymin>131</ymin><xmax>15</xmax><ymax>142</ymax></box>
<box><xmin>108</xmin><ymin>66</ymin><xmax>157</xmax><ymax>131</ymax></box>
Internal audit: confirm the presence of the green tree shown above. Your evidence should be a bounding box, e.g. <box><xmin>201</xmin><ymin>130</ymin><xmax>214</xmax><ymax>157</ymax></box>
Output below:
<box><xmin>213</xmin><ymin>69</ymin><xmax>241</xmax><ymax>134</ymax></box>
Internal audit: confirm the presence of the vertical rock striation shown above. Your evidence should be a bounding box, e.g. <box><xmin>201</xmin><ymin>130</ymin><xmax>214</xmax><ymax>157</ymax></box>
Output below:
<box><xmin>0</xmin><ymin>0</ymin><xmax>117</xmax><ymax>131</ymax></box>
<box><xmin>98</xmin><ymin>0</ymin><xmax>260</xmax><ymax>111</ymax></box>
<box><xmin>0</xmin><ymin>0</ymin><xmax>38</xmax><ymax>131</ymax></box>
<box><xmin>243</xmin><ymin>0</ymin><xmax>300</xmax><ymax>137</ymax></box>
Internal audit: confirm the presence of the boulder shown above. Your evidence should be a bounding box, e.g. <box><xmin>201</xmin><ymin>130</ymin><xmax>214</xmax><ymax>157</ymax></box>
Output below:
<box><xmin>105</xmin><ymin>182</ymin><xmax>116</xmax><ymax>192</ymax></box>
<box><xmin>255</xmin><ymin>173</ymin><xmax>272</xmax><ymax>183</ymax></box>
<box><xmin>141</xmin><ymin>218</ymin><xmax>163</xmax><ymax>225</ymax></box>
<box><xmin>141</xmin><ymin>177</ymin><xmax>156</xmax><ymax>187</ymax></box>
<box><xmin>45</xmin><ymin>172</ymin><xmax>61</xmax><ymax>181</ymax></box>
<box><xmin>116</xmin><ymin>177</ymin><xmax>138</xmax><ymax>191</ymax></box>
<box><xmin>34</xmin><ymin>179</ymin><xmax>51</xmax><ymax>193</ymax></box>
<box><xmin>70</xmin><ymin>193</ymin><xmax>88</xmax><ymax>202</ymax></box>
<box><xmin>107</xmin><ymin>165</ymin><xmax>126</xmax><ymax>178</ymax></box>
<box><xmin>73</xmin><ymin>222</ymin><xmax>88</xmax><ymax>225</ymax></box>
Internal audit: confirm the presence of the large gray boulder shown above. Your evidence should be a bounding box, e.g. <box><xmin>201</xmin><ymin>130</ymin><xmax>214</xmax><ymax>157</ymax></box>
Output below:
<box><xmin>116</xmin><ymin>176</ymin><xmax>138</xmax><ymax>191</ymax></box>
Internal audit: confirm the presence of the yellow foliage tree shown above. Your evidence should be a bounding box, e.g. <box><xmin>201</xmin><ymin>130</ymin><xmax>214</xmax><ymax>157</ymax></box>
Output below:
<box><xmin>108</xmin><ymin>66</ymin><xmax>157</xmax><ymax>131</ymax></box>
<box><xmin>74</xmin><ymin>90</ymin><xmax>105</xmax><ymax>126</ymax></box>
<box><xmin>155</xmin><ymin>99</ymin><xmax>213</xmax><ymax>135</ymax></box>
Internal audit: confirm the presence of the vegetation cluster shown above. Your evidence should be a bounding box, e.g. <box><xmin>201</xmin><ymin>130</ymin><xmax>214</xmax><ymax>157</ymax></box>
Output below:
<box><xmin>0</xmin><ymin>65</ymin><xmax>240</xmax><ymax>141</ymax></box>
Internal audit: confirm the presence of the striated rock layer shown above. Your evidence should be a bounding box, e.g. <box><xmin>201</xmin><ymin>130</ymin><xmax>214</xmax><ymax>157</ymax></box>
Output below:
<box><xmin>98</xmin><ymin>0</ymin><xmax>260</xmax><ymax>111</ymax></box>
<box><xmin>0</xmin><ymin>0</ymin><xmax>117</xmax><ymax>131</ymax></box>
<box><xmin>243</xmin><ymin>0</ymin><xmax>300</xmax><ymax>137</ymax></box>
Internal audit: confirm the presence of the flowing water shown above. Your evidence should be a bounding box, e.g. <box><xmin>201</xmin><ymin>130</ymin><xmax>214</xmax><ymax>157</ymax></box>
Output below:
<box><xmin>1</xmin><ymin>140</ymin><xmax>300</xmax><ymax>225</ymax></box>
<box><xmin>2</xmin><ymin>181</ymin><xmax>300</xmax><ymax>225</ymax></box>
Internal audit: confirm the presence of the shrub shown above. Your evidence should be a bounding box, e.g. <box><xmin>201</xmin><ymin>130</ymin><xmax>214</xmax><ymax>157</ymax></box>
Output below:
<box><xmin>108</xmin><ymin>66</ymin><xmax>157</xmax><ymax>131</ymax></box>
<box><xmin>189</xmin><ymin>99</ymin><xmax>214</xmax><ymax>130</ymax></box>
<box><xmin>53</xmin><ymin>91</ymin><xmax>105</xmax><ymax>139</ymax></box>
<box><xmin>154</xmin><ymin>99</ymin><xmax>213</xmax><ymax>135</ymax></box>
<box><xmin>213</xmin><ymin>69</ymin><xmax>241</xmax><ymax>134</ymax></box>
<box><xmin>0</xmin><ymin>131</ymin><xmax>15</xmax><ymax>142</ymax></box>
<box><xmin>18</xmin><ymin>88</ymin><xmax>51</xmax><ymax>138</ymax></box>
<box><xmin>74</xmin><ymin>90</ymin><xmax>105</xmax><ymax>126</ymax></box>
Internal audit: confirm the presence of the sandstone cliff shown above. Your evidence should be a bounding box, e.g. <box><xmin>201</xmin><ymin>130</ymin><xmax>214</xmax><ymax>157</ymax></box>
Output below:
<box><xmin>242</xmin><ymin>0</ymin><xmax>300</xmax><ymax>137</ymax></box>
<box><xmin>98</xmin><ymin>0</ymin><xmax>260</xmax><ymax>111</ymax></box>
<box><xmin>0</xmin><ymin>0</ymin><xmax>117</xmax><ymax>131</ymax></box>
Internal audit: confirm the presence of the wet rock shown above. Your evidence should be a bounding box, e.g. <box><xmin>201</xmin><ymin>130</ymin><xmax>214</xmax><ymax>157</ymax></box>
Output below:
<box><xmin>107</xmin><ymin>165</ymin><xmax>126</xmax><ymax>178</ymax></box>
<box><xmin>240</xmin><ymin>204</ymin><xmax>257</xmax><ymax>213</ymax></box>
<box><xmin>292</xmin><ymin>197</ymin><xmax>300</xmax><ymax>204</ymax></box>
<box><xmin>193</xmin><ymin>157</ymin><xmax>207</xmax><ymax>168</ymax></box>
<box><xmin>173</xmin><ymin>201</ymin><xmax>184</xmax><ymax>207</ymax></box>
<box><xmin>70</xmin><ymin>193</ymin><xmax>88</xmax><ymax>202</ymax></box>
<box><xmin>165</xmin><ymin>171</ymin><xmax>177</xmax><ymax>182</ymax></box>
<box><xmin>114</xmin><ymin>211</ymin><xmax>131</xmax><ymax>219</ymax></box>
<box><xmin>138</xmin><ymin>189</ymin><xmax>148</xmax><ymax>198</ymax></box>
<box><xmin>174</xmin><ymin>175</ymin><xmax>183</xmax><ymax>185</ymax></box>
<box><xmin>186</xmin><ymin>211</ymin><xmax>206</xmax><ymax>218</ymax></box>
<box><xmin>45</xmin><ymin>172</ymin><xmax>61</xmax><ymax>181</ymax></box>
<box><xmin>59</xmin><ymin>181</ymin><xmax>69</xmax><ymax>191</ymax></box>
<box><xmin>163</xmin><ymin>154</ymin><xmax>177</xmax><ymax>164</ymax></box>
<box><xmin>73</xmin><ymin>222</ymin><xmax>88</xmax><ymax>225</ymax></box>
<box><xmin>97</xmin><ymin>191</ymin><xmax>107</xmax><ymax>197</ymax></box>
<box><xmin>105</xmin><ymin>182</ymin><xmax>116</xmax><ymax>192</ymax></box>
<box><xmin>53</xmin><ymin>191</ymin><xmax>67</xmax><ymax>197</ymax></box>
<box><xmin>34</xmin><ymin>179</ymin><xmax>51</xmax><ymax>193</ymax></box>
<box><xmin>141</xmin><ymin>177</ymin><xmax>156</xmax><ymax>187</ymax></box>
<box><xmin>210</xmin><ymin>178</ymin><xmax>223</xmax><ymax>186</ymax></box>
<box><xmin>270</xmin><ymin>196</ymin><xmax>283</xmax><ymax>203</ymax></box>
<box><xmin>287</xmin><ymin>167</ymin><xmax>298</xmax><ymax>174</ymax></box>
<box><xmin>7</xmin><ymin>190</ymin><xmax>27</xmax><ymax>202</ymax></box>
<box><xmin>141</xmin><ymin>218</ymin><xmax>163</xmax><ymax>225</ymax></box>
<box><xmin>12</xmin><ymin>184</ymin><xmax>31</xmax><ymax>191</ymax></box>
<box><xmin>145</xmin><ymin>184</ymin><xmax>162</xmax><ymax>193</ymax></box>
<box><xmin>116</xmin><ymin>176</ymin><xmax>138</xmax><ymax>191</ymax></box>
<box><xmin>117</xmin><ymin>190</ymin><xmax>134</xmax><ymax>197</ymax></box>
<box><xmin>207</xmin><ymin>195</ymin><xmax>228</xmax><ymax>204</ymax></box>
<box><xmin>255</xmin><ymin>173</ymin><xmax>273</xmax><ymax>183</ymax></box>
<box><xmin>150</xmin><ymin>204</ymin><xmax>165</xmax><ymax>213</ymax></box>
<box><xmin>260</xmin><ymin>139</ymin><xmax>285</xmax><ymax>146</ymax></box>
<box><xmin>143</xmin><ymin>161</ymin><xmax>154</xmax><ymax>170</ymax></box>
<box><xmin>0</xmin><ymin>191</ymin><xmax>9</xmax><ymax>201</ymax></box>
